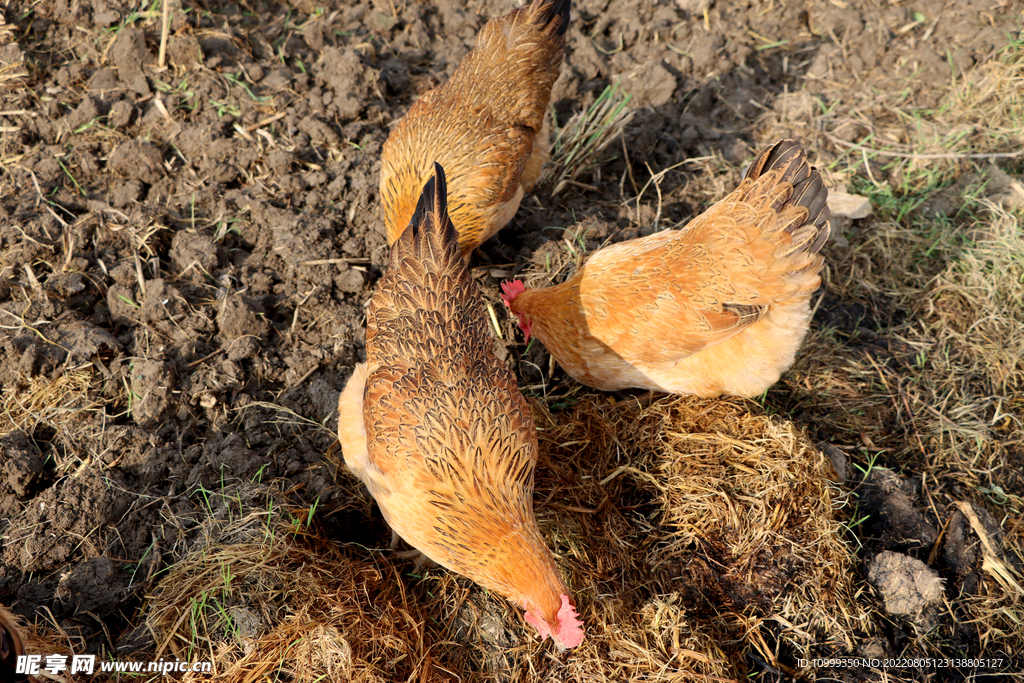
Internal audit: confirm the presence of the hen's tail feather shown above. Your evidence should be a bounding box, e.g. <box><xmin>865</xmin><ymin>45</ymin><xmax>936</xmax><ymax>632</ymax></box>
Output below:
<box><xmin>792</xmin><ymin>172</ymin><xmax>831</xmax><ymax>229</ymax></box>
<box><xmin>746</xmin><ymin>140</ymin><xmax>831</xmax><ymax>254</ymax></box>
<box><xmin>391</xmin><ymin>162</ymin><xmax>461</xmax><ymax>271</ymax></box>
<box><xmin>747</xmin><ymin>139</ymin><xmax>803</xmax><ymax>182</ymax></box>
<box><xmin>373</xmin><ymin>162</ymin><xmax>486</xmax><ymax>357</ymax></box>
<box><xmin>408</xmin><ymin>161</ymin><xmax>449</xmax><ymax>237</ymax></box>
<box><xmin>531</xmin><ymin>0</ymin><xmax>571</xmax><ymax>36</ymax></box>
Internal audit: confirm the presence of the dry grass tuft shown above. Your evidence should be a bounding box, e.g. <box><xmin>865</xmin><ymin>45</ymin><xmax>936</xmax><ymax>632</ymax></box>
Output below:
<box><xmin>942</xmin><ymin>39</ymin><xmax>1024</xmax><ymax>149</ymax></box>
<box><xmin>909</xmin><ymin>203</ymin><xmax>1024</xmax><ymax>656</ymax></box>
<box><xmin>0</xmin><ymin>366</ymin><xmax>113</xmax><ymax>437</ymax></box>
<box><xmin>143</xmin><ymin>488</ymin><xmax>441</xmax><ymax>683</ymax></box>
<box><xmin>923</xmin><ymin>201</ymin><xmax>1024</xmax><ymax>398</ymax></box>
<box><xmin>769</xmin><ymin>36</ymin><xmax>1024</xmax><ymax>508</ymax></box>
<box><xmin>797</xmin><ymin>196</ymin><xmax>1024</xmax><ymax>491</ymax></box>
<box><xmin>533</xmin><ymin>394</ymin><xmax>867</xmax><ymax>678</ymax></box>
<box><xmin>1</xmin><ymin>605</ymin><xmax>90</xmax><ymax>681</ymax></box>
<box><xmin>781</xmin><ymin>151</ymin><xmax>1024</xmax><ymax>658</ymax></box>
<box><xmin>759</xmin><ymin>36</ymin><xmax>1024</xmax><ymax>196</ymax></box>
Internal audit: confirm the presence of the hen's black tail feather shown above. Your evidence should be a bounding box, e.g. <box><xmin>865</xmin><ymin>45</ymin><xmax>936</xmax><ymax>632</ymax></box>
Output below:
<box><xmin>392</xmin><ymin>162</ymin><xmax>461</xmax><ymax>267</ymax></box>
<box><xmin>372</xmin><ymin>163</ymin><xmax>489</xmax><ymax>362</ymax></box>
<box><xmin>746</xmin><ymin>140</ymin><xmax>831</xmax><ymax>253</ymax></box>
<box><xmin>532</xmin><ymin>0</ymin><xmax>571</xmax><ymax>36</ymax></box>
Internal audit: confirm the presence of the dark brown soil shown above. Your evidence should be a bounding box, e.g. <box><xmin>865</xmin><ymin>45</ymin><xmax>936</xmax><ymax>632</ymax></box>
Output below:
<box><xmin>1</xmin><ymin>0</ymin><xmax>1020</xmax><ymax>680</ymax></box>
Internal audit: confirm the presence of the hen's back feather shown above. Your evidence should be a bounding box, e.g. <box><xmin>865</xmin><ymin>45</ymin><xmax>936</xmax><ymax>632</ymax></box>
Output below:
<box><xmin>580</xmin><ymin>140</ymin><xmax>830</xmax><ymax>362</ymax></box>
<box><xmin>369</xmin><ymin>168</ymin><xmax>491</xmax><ymax>368</ymax></box>
<box><xmin>452</xmin><ymin>0</ymin><xmax>569</xmax><ymax>130</ymax></box>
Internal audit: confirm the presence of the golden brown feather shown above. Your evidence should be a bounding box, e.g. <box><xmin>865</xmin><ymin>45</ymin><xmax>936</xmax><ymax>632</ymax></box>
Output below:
<box><xmin>1</xmin><ymin>605</ymin><xmax>26</xmax><ymax>683</ymax></box>
<box><xmin>502</xmin><ymin>139</ymin><xmax>831</xmax><ymax>398</ymax></box>
<box><xmin>338</xmin><ymin>163</ymin><xmax>584</xmax><ymax>649</ymax></box>
<box><xmin>380</xmin><ymin>0</ymin><xmax>570</xmax><ymax>258</ymax></box>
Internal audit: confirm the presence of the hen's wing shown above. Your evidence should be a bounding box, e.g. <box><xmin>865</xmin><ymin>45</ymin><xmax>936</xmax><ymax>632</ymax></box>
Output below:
<box><xmin>581</xmin><ymin>140</ymin><xmax>831</xmax><ymax>362</ymax></box>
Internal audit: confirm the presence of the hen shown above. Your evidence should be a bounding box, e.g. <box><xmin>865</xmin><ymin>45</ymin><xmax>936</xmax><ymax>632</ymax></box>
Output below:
<box><xmin>502</xmin><ymin>140</ymin><xmax>831</xmax><ymax>398</ymax></box>
<box><xmin>1</xmin><ymin>605</ymin><xmax>26</xmax><ymax>683</ymax></box>
<box><xmin>337</xmin><ymin>163</ymin><xmax>584</xmax><ymax>649</ymax></box>
<box><xmin>380</xmin><ymin>0</ymin><xmax>570</xmax><ymax>258</ymax></box>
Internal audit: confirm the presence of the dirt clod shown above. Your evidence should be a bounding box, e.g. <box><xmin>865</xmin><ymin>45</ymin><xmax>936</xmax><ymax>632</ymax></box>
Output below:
<box><xmin>867</xmin><ymin>551</ymin><xmax>944</xmax><ymax>618</ymax></box>
<box><xmin>169</xmin><ymin>230</ymin><xmax>218</xmax><ymax>276</ymax></box>
<box><xmin>108</xmin><ymin>140</ymin><xmax>164</xmax><ymax>184</ymax></box>
<box><xmin>130</xmin><ymin>359</ymin><xmax>176</xmax><ymax>428</ymax></box>
<box><xmin>860</xmin><ymin>468</ymin><xmax>939</xmax><ymax>551</ymax></box>
<box><xmin>108</xmin><ymin>28</ymin><xmax>151</xmax><ymax>92</ymax></box>
<box><xmin>2</xmin><ymin>434</ymin><xmax>46</xmax><ymax>499</ymax></box>
<box><xmin>216</xmin><ymin>296</ymin><xmax>270</xmax><ymax>361</ymax></box>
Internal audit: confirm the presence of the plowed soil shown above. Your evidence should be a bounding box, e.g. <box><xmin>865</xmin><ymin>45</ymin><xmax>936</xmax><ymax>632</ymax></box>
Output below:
<box><xmin>1</xmin><ymin>0</ymin><xmax>1021</xmax><ymax>680</ymax></box>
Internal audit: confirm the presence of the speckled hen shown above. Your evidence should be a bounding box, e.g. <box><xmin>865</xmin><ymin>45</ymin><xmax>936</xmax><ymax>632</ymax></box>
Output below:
<box><xmin>337</xmin><ymin>164</ymin><xmax>584</xmax><ymax>650</ymax></box>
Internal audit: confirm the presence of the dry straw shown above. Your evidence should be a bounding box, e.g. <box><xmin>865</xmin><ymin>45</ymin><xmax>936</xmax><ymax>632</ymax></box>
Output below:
<box><xmin>1</xmin><ymin>367</ymin><xmax>111</xmax><ymax>437</ymax></box>
<box><xmin>142</xmin><ymin>394</ymin><xmax>866</xmax><ymax>682</ymax></box>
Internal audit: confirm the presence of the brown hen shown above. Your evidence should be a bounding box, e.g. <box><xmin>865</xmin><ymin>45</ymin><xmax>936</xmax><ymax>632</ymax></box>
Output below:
<box><xmin>380</xmin><ymin>0</ymin><xmax>570</xmax><ymax>258</ymax></box>
<box><xmin>337</xmin><ymin>163</ymin><xmax>584</xmax><ymax>649</ymax></box>
<box><xmin>1</xmin><ymin>605</ymin><xmax>26</xmax><ymax>683</ymax></box>
<box><xmin>502</xmin><ymin>140</ymin><xmax>831</xmax><ymax>398</ymax></box>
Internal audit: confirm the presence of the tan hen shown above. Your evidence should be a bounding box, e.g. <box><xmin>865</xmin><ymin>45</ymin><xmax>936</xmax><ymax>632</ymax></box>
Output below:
<box><xmin>502</xmin><ymin>139</ymin><xmax>831</xmax><ymax>398</ymax></box>
<box><xmin>338</xmin><ymin>163</ymin><xmax>584</xmax><ymax>649</ymax></box>
<box><xmin>380</xmin><ymin>0</ymin><xmax>570</xmax><ymax>258</ymax></box>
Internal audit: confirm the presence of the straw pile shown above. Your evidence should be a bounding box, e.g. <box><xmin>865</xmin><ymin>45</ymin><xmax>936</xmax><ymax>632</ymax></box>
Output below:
<box><xmin>141</xmin><ymin>395</ymin><xmax>867</xmax><ymax>681</ymax></box>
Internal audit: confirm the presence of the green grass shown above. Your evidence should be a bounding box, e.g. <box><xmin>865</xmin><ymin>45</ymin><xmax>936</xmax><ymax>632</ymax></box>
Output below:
<box><xmin>224</xmin><ymin>72</ymin><xmax>269</xmax><ymax>104</ymax></box>
<box><xmin>547</xmin><ymin>80</ymin><xmax>636</xmax><ymax>195</ymax></box>
<box><xmin>209</xmin><ymin>99</ymin><xmax>241</xmax><ymax>119</ymax></box>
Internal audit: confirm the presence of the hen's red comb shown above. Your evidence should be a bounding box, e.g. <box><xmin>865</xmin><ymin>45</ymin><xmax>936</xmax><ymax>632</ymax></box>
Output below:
<box><xmin>500</xmin><ymin>279</ymin><xmax>526</xmax><ymax>306</ymax></box>
<box><xmin>555</xmin><ymin>594</ymin><xmax>585</xmax><ymax>648</ymax></box>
